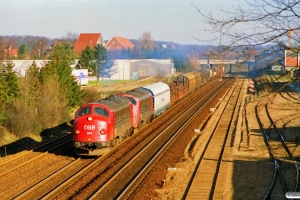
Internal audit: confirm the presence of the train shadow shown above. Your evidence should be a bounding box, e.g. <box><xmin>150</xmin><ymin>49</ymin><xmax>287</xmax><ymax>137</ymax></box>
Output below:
<box><xmin>0</xmin><ymin>121</ymin><xmax>74</xmax><ymax>158</ymax></box>
<box><xmin>231</xmin><ymin>159</ymin><xmax>274</xmax><ymax>199</ymax></box>
<box><xmin>230</xmin><ymin>126</ymin><xmax>300</xmax><ymax>199</ymax></box>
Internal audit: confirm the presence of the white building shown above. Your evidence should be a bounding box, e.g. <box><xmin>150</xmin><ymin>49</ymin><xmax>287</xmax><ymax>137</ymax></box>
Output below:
<box><xmin>99</xmin><ymin>59</ymin><xmax>175</xmax><ymax>80</ymax></box>
<box><xmin>8</xmin><ymin>60</ymin><xmax>49</xmax><ymax>76</ymax></box>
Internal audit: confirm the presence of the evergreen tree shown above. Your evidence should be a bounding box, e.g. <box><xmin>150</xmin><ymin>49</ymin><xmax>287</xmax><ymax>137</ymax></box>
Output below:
<box><xmin>26</xmin><ymin>61</ymin><xmax>41</xmax><ymax>101</ymax></box>
<box><xmin>18</xmin><ymin>44</ymin><xmax>29</xmax><ymax>59</ymax></box>
<box><xmin>121</xmin><ymin>48</ymin><xmax>131</xmax><ymax>59</ymax></box>
<box><xmin>42</xmin><ymin>42</ymin><xmax>82</xmax><ymax>107</ymax></box>
<box><xmin>95</xmin><ymin>43</ymin><xmax>109</xmax><ymax>61</ymax></box>
<box><xmin>140</xmin><ymin>47</ymin><xmax>152</xmax><ymax>59</ymax></box>
<box><xmin>76</xmin><ymin>46</ymin><xmax>96</xmax><ymax>74</ymax></box>
<box><xmin>94</xmin><ymin>44</ymin><xmax>111</xmax><ymax>80</ymax></box>
<box><xmin>172</xmin><ymin>52</ymin><xmax>188</xmax><ymax>72</ymax></box>
<box><xmin>131</xmin><ymin>46</ymin><xmax>140</xmax><ymax>59</ymax></box>
<box><xmin>7</xmin><ymin>63</ymin><xmax>41</xmax><ymax>136</ymax></box>
<box><xmin>0</xmin><ymin>61</ymin><xmax>19</xmax><ymax>109</ymax></box>
<box><xmin>0</xmin><ymin>69</ymin><xmax>8</xmax><ymax>110</ymax></box>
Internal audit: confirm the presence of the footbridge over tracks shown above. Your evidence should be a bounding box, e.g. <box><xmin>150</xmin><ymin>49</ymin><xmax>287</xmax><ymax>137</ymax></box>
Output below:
<box><xmin>198</xmin><ymin>59</ymin><xmax>255</xmax><ymax>65</ymax></box>
<box><xmin>198</xmin><ymin>59</ymin><xmax>256</xmax><ymax>73</ymax></box>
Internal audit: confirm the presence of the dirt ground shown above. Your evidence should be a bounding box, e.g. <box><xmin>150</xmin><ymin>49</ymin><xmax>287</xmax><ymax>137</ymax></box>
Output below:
<box><xmin>150</xmin><ymin>81</ymin><xmax>300</xmax><ymax>199</ymax></box>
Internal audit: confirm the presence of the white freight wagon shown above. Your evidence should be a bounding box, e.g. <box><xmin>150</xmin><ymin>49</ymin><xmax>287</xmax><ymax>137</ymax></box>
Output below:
<box><xmin>139</xmin><ymin>82</ymin><xmax>170</xmax><ymax>117</ymax></box>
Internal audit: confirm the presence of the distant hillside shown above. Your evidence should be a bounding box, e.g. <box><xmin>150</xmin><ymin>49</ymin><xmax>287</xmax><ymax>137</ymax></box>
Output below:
<box><xmin>0</xmin><ymin>35</ymin><xmax>58</xmax><ymax>46</ymax></box>
<box><xmin>130</xmin><ymin>39</ymin><xmax>217</xmax><ymax>59</ymax></box>
<box><xmin>1</xmin><ymin>35</ymin><xmax>268</xmax><ymax>60</ymax></box>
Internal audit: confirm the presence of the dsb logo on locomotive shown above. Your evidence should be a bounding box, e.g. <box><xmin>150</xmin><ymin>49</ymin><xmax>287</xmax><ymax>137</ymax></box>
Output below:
<box><xmin>84</xmin><ymin>125</ymin><xmax>96</xmax><ymax>130</ymax></box>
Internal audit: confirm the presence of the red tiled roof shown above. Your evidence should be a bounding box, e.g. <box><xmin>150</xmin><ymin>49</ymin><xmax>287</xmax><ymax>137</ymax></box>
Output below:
<box><xmin>73</xmin><ymin>33</ymin><xmax>104</xmax><ymax>55</ymax></box>
<box><xmin>115</xmin><ymin>37</ymin><xmax>134</xmax><ymax>49</ymax></box>
<box><xmin>105</xmin><ymin>37</ymin><xmax>134</xmax><ymax>51</ymax></box>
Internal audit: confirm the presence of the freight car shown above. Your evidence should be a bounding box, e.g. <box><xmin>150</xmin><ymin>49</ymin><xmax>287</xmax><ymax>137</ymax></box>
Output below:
<box><xmin>169</xmin><ymin>73</ymin><xmax>189</xmax><ymax>104</ymax></box>
<box><xmin>199</xmin><ymin>69</ymin><xmax>210</xmax><ymax>83</ymax></box>
<box><xmin>168</xmin><ymin>68</ymin><xmax>215</xmax><ymax>104</ymax></box>
<box><xmin>182</xmin><ymin>72</ymin><xmax>197</xmax><ymax>93</ymax></box>
<box><xmin>73</xmin><ymin>67</ymin><xmax>222</xmax><ymax>156</ymax></box>
<box><xmin>210</xmin><ymin>66</ymin><xmax>221</xmax><ymax>80</ymax></box>
<box><xmin>139</xmin><ymin>82</ymin><xmax>170</xmax><ymax>117</ymax></box>
<box><xmin>190</xmin><ymin>71</ymin><xmax>202</xmax><ymax>88</ymax></box>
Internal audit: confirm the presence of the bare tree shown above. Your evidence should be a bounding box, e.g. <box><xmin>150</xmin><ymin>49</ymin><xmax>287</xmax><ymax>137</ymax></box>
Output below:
<box><xmin>138</xmin><ymin>31</ymin><xmax>155</xmax><ymax>50</ymax></box>
<box><xmin>195</xmin><ymin>0</ymin><xmax>300</xmax><ymax>50</ymax></box>
<box><xmin>61</xmin><ymin>31</ymin><xmax>79</xmax><ymax>46</ymax></box>
<box><xmin>188</xmin><ymin>55</ymin><xmax>201</xmax><ymax>71</ymax></box>
<box><xmin>32</xmin><ymin>39</ymin><xmax>47</xmax><ymax>59</ymax></box>
<box><xmin>152</xmin><ymin>66</ymin><xmax>168</xmax><ymax>82</ymax></box>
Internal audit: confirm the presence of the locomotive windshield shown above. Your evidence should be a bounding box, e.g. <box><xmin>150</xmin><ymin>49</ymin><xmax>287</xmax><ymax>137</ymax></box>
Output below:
<box><xmin>76</xmin><ymin>106</ymin><xmax>91</xmax><ymax>117</ymax></box>
<box><xmin>125</xmin><ymin>97</ymin><xmax>137</xmax><ymax>105</ymax></box>
<box><xmin>94</xmin><ymin>107</ymin><xmax>109</xmax><ymax>118</ymax></box>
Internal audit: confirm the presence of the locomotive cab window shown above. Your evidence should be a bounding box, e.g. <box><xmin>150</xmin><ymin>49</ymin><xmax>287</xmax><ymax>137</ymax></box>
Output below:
<box><xmin>94</xmin><ymin>107</ymin><xmax>109</xmax><ymax>118</ymax></box>
<box><xmin>76</xmin><ymin>107</ymin><xmax>91</xmax><ymax>117</ymax></box>
<box><xmin>125</xmin><ymin>97</ymin><xmax>137</xmax><ymax>105</ymax></box>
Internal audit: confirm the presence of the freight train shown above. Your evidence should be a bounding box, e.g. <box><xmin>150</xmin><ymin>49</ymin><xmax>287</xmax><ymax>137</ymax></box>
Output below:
<box><xmin>73</xmin><ymin>67</ymin><xmax>222</xmax><ymax>156</ymax></box>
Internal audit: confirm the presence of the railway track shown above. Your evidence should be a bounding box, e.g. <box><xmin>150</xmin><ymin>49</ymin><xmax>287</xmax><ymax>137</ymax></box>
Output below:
<box><xmin>254</xmin><ymin>75</ymin><xmax>300</xmax><ymax>199</ymax></box>
<box><xmin>182</xmin><ymin>79</ymin><xmax>245</xmax><ymax>199</ymax></box>
<box><xmin>267</xmin><ymin>74</ymin><xmax>300</xmax><ymax>103</ymax></box>
<box><xmin>0</xmin><ymin>135</ymin><xmax>76</xmax><ymax>199</ymax></box>
<box><xmin>0</xmin><ymin>78</ymin><xmax>234</xmax><ymax>199</ymax></box>
<box><xmin>0</xmin><ymin>134</ymin><xmax>72</xmax><ymax>175</ymax></box>
<box><xmin>13</xmin><ymin>157</ymin><xmax>96</xmax><ymax>200</ymax></box>
<box><xmin>255</xmin><ymin>97</ymin><xmax>300</xmax><ymax>199</ymax></box>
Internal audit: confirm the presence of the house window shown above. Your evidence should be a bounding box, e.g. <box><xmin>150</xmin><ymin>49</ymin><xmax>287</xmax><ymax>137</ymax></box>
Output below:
<box><xmin>112</xmin><ymin>41</ymin><xmax>115</xmax><ymax>45</ymax></box>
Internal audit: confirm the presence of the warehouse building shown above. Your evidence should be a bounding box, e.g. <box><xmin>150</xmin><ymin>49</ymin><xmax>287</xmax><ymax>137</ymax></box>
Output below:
<box><xmin>99</xmin><ymin>59</ymin><xmax>175</xmax><ymax>80</ymax></box>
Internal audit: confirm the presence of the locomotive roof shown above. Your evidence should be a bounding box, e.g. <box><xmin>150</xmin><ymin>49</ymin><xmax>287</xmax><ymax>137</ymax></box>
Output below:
<box><xmin>122</xmin><ymin>89</ymin><xmax>151</xmax><ymax>99</ymax></box>
<box><xmin>89</xmin><ymin>96</ymin><xmax>131</xmax><ymax>111</ymax></box>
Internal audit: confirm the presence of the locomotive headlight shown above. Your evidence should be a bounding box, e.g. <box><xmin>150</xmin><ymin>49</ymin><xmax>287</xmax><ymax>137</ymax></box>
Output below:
<box><xmin>74</xmin><ymin>142</ymin><xmax>81</xmax><ymax>148</ymax></box>
<box><xmin>87</xmin><ymin>117</ymin><xmax>93</xmax><ymax>121</ymax></box>
<box><xmin>100</xmin><ymin>130</ymin><xmax>106</xmax><ymax>135</ymax></box>
<box><xmin>75</xmin><ymin>129</ymin><xmax>80</xmax><ymax>134</ymax></box>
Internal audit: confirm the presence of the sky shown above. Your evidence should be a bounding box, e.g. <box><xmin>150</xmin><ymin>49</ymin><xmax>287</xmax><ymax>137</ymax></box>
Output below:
<box><xmin>0</xmin><ymin>0</ymin><xmax>246</xmax><ymax>45</ymax></box>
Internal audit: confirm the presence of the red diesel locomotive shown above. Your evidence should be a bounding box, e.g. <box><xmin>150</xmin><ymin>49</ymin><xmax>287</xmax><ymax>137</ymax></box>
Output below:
<box><xmin>117</xmin><ymin>89</ymin><xmax>154</xmax><ymax>129</ymax></box>
<box><xmin>73</xmin><ymin>96</ymin><xmax>134</xmax><ymax>155</ymax></box>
